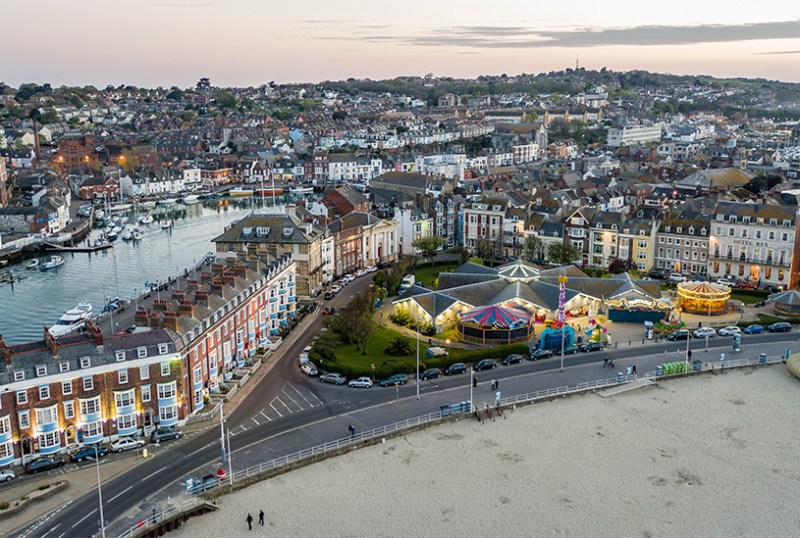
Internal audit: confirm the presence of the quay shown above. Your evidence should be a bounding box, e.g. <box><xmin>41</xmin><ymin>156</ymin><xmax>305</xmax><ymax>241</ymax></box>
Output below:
<box><xmin>43</xmin><ymin>240</ymin><xmax>113</xmax><ymax>253</ymax></box>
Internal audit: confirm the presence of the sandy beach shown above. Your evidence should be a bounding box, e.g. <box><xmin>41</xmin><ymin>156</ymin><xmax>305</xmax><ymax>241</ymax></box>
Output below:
<box><xmin>172</xmin><ymin>365</ymin><xmax>800</xmax><ymax>538</ymax></box>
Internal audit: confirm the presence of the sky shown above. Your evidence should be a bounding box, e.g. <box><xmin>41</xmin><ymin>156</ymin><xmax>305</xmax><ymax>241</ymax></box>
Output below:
<box><xmin>5</xmin><ymin>0</ymin><xmax>800</xmax><ymax>88</ymax></box>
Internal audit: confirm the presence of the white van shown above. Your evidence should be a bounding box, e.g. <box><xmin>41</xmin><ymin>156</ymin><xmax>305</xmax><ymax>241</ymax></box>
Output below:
<box><xmin>398</xmin><ymin>274</ymin><xmax>416</xmax><ymax>293</ymax></box>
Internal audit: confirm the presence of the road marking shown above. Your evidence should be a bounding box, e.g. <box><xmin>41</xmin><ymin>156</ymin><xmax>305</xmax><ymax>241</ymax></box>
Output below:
<box><xmin>269</xmin><ymin>401</ymin><xmax>284</xmax><ymax>417</ymax></box>
<box><xmin>307</xmin><ymin>390</ymin><xmax>324</xmax><ymax>405</ymax></box>
<box><xmin>273</xmin><ymin>395</ymin><xmax>293</xmax><ymax>414</ymax></box>
<box><xmin>72</xmin><ymin>509</ymin><xmax>97</xmax><ymax>528</ymax></box>
<box><xmin>259</xmin><ymin>409</ymin><xmax>271</xmax><ymax>421</ymax></box>
<box><xmin>288</xmin><ymin>383</ymin><xmax>314</xmax><ymax>407</ymax></box>
<box><xmin>40</xmin><ymin>523</ymin><xmax>61</xmax><ymax>538</ymax></box>
<box><xmin>140</xmin><ymin>466</ymin><xmax>166</xmax><ymax>482</ymax></box>
<box><xmin>251</xmin><ymin>417</ymin><xmax>260</xmax><ymax>426</ymax></box>
<box><xmin>56</xmin><ymin>533</ymin><xmax>65</xmax><ymax>538</ymax></box>
<box><xmin>108</xmin><ymin>485</ymin><xmax>133</xmax><ymax>503</ymax></box>
<box><xmin>281</xmin><ymin>386</ymin><xmax>303</xmax><ymax>410</ymax></box>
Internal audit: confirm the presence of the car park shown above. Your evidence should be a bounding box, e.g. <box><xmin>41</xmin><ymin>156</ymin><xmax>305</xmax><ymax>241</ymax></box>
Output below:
<box><xmin>378</xmin><ymin>373</ymin><xmax>408</xmax><ymax>387</ymax></box>
<box><xmin>473</xmin><ymin>359</ymin><xmax>497</xmax><ymax>371</ymax></box>
<box><xmin>717</xmin><ymin>326</ymin><xmax>742</xmax><ymax>336</ymax></box>
<box><xmin>579</xmin><ymin>341</ymin><xmax>604</xmax><ymax>352</ymax></box>
<box><xmin>25</xmin><ymin>455</ymin><xmax>66</xmax><ymax>474</ymax></box>
<box><xmin>69</xmin><ymin>444</ymin><xmax>109</xmax><ymax>462</ymax></box>
<box><xmin>743</xmin><ymin>324</ymin><xmax>764</xmax><ymax>334</ymax></box>
<box><xmin>319</xmin><ymin>373</ymin><xmax>347</xmax><ymax>385</ymax></box>
<box><xmin>767</xmin><ymin>322</ymin><xmax>791</xmax><ymax>332</ymax></box>
<box><xmin>666</xmin><ymin>329</ymin><xmax>691</xmax><ymax>341</ymax></box>
<box><xmin>0</xmin><ymin>469</ymin><xmax>15</xmax><ymax>482</ymax></box>
<box><xmin>151</xmin><ymin>427</ymin><xmax>182</xmax><ymax>443</ymax></box>
<box><xmin>528</xmin><ymin>348</ymin><xmax>554</xmax><ymax>360</ymax></box>
<box><xmin>300</xmin><ymin>362</ymin><xmax>319</xmax><ymax>376</ymax></box>
<box><xmin>348</xmin><ymin>376</ymin><xmax>373</xmax><ymax>388</ymax></box>
<box><xmin>444</xmin><ymin>362</ymin><xmax>467</xmax><ymax>375</ymax></box>
<box><xmin>693</xmin><ymin>327</ymin><xmax>717</xmax><ymax>339</ymax></box>
<box><xmin>502</xmin><ymin>354</ymin><xmax>525</xmax><ymax>365</ymax></box>
<box><xmin>420</xmin><ymin>368</ymin><xmax>442</xmax><ymax>380</ymax></box>
<box><xmin>110</xmin><ymin>437</ymin><xmax>145</xmax><ymax>453</ymax></box>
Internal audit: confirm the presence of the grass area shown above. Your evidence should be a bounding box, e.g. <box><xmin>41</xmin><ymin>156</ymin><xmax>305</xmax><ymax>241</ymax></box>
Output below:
<box><xmin>435</xmin><ymin>328</ymin><xmax>459</xmax><ymax>341</ymax></box>
<box><xmin>730</xmin><ymin>292</ymin><xmax>766</xmax><ymax>305</ymax></box>
<box><xmin>413</xmin><ymin>262</ymin><xmax>460</xmax><ymax>290</ymax></box>
<box><xmin>321</xmin><ymin>325</ymin><xmax>529</xmax><ymax>378</ymax></box>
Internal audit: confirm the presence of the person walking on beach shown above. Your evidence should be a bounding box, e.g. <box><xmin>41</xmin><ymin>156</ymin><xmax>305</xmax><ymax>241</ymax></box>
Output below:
<box><xmin>259</xmin><ymin>510</ymin><xmax>265</xmax><ymax>526</ymax></box>
<box><xmin>246</xmin><ymin>513</ymin><xmax>253</xmax><ymax>531</ymax></box>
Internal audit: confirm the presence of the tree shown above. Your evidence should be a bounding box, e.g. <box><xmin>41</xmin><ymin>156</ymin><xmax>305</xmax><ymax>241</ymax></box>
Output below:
<box><xmin>165</xmin><ymin>88</ymin><xmax>183</xmax><ymax>101</ymax></box>
<box><xmin>522</xmin><ymin>235</ymin><xmax>544</xmax><ymax>263</ymax></box>
<box><xmin>119</xmin><ymin>148</ymin><xmax>138</xmax><ymax>172</ymax></box>
<box><xmin>332</xmin><ymin>110</ymin><xmax>347</xmax><ymax>120</ymax></box>
<box><xmin>412</xmin><ymin>236</ymin><xmax>445</xmax><ymax>266</ymax></box>
<box><xmin>212</xmin><ymin>90</ymin><xmax>237</xmax><ymax>109</ymax></box>
<box><xmin>608</xmin><ymin>259</ymin><xmax>628</xmax><ymax>274</ymax></box>
<box><xmin>385</xmin><ymin>336</ymin><xmax>413</xmax><ymax>357</ymax></box>
<box><xmin>548</xmin><ymin>242</ymin><xmax>581</xmax><ymax>264</ymax></box>
<box><xmin>475</xmin><ymin>239</ymin><xmax>494</xmax><ymax>261</ymax></box>
<box><xmin>332</xmin><ymin>292</ymin><xmax>376</xmax><ymax>354</ymax></box>
<box><xmin>312</xmin><ymin>330</ymin><xmax>340</xmax><ymax>362</ymax></box>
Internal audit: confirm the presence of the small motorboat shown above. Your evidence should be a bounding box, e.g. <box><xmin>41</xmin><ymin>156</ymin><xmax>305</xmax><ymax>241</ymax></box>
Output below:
<box><xmin>26</xmin><ymin>259</ymin><xmax>39</xmax><ymax>270</ymax></box>
<box><xmin>228</xmin><ymin>187</ymin><xmax>254</xmax><ymax>198</ymax></box>
<box><xmin>158</xmin><ymin>197</ymin><xmax>178</xmax><ymax>206</ymax></box>
<box><xmin>48</xmin><ymin>302</ymin><xmax>93</xmax><ymax>337</ymax></box>
<box><xmin>139</xmin><ymin>215</ymin><xmax>154</xmax><ymax>225</ymax></box>
<box><xmin>181</xmin><ymin>194</ymin><xmax>201</xmax><ymax>205</ymax></box>
<box><xmin>133</xmin><ymin>229</ymin><xmax>144</xmax><ymax>241</ymax></box>
<box><xmin>106</xmin><ymin>230</ymin><xmax>118</xmax><ymax>241</ymax></box>
<box><xmin>161</xmin><ymin>219</ymin><xmax>173</xmax><ymax>229</ymax></box>
<box><xmin>121</xmin><ymin>229</ymin><xmax>133</xmax><ymax>241</ymax></box>
<box><xmin>39</xmin><ymin>255</ymin><xmax>65</xmax><ymax>271</ymax></box>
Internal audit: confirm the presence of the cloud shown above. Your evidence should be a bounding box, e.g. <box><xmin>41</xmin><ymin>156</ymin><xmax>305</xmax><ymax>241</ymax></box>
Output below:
<box><xmin>322</xmin><ymin>19</ymin><xmax>800</xmax><ymax>49</ymax></box>
<box><xmin>755</xmin><ymin>50</ymin><xmax>800</xmax><ymax>55</ymax></box>
<box><xmin>151</xmin><ymin>2</ymin><xmax>218</xmax><ymax>7</ymax></box>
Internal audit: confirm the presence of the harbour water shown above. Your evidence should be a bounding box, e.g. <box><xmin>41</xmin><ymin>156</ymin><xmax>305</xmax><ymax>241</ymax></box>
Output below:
<box><xmin>0</xmin><ymin>201</ymin><xmax>256</xmax><ymax>344</ymax></box>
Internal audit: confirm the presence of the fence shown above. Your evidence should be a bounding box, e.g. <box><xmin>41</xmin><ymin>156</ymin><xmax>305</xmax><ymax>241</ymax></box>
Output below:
<box><xmin>185</xmin><ymin>400</ymin><xmax>223</xmax><ymax>425</ymax></box>
<box><xmin>184</xmin><ymin>351</ymin><xmax>786</xmax><ymax>498</ymax></box>
<box><xmin>116</xmin><ymin>497</ymin><xmax>208</xmax><ymax>538</ymax></box>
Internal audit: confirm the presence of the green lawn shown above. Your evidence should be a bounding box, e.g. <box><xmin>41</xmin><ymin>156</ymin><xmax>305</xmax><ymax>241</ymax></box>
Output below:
<box><xmin>319</xmin><ymin>325</ymin><xmax>530</xmax><ymax>378</ymax></box>
<box><xmin>413</xmin><ymin>262</ymin><xmax>460</xmax><ymax>290</ymax></box>
<box><xmin>730</xmin><ymin>292</ymin><xmax>766</xmax><ymax>305</ymax></box>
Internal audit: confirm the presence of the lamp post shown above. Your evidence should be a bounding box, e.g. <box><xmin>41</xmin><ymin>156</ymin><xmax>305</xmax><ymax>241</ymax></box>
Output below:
<box><xmin>415</xmin><ymin>322</ymin><xmax>420</xmax><ymax>400</ymax></box>
<box><xmin>706</xmin><ymin>300</ymin><xmax>711</xmax><ymax>352</ymax></box>
<box><xmin>95</xmin><ymin>444</ymin><xmax>106</xmax><ymax>538</ymax></box>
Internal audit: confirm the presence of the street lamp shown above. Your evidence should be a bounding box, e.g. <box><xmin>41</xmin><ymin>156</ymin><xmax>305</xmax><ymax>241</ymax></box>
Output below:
<box><xmin>415</xmin><ymin>322</ymin><xmax>420</xmax><ymax>400</ymax></box>
<box><xmin>95</xmin><ymin>444</ymin><xmax>106</xmax><ymax>538</ymax></box>
<box><xmin>706</xmin><ymin>301</ymin><xmax>711</xmax><ymax>352</ymax></box>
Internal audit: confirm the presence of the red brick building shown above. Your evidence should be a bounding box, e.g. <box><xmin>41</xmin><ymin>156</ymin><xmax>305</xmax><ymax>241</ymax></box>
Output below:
<box><xmin>56</xmin><ymin>133</ymin><xmax>99</xmax><ymax>170</ymax></box>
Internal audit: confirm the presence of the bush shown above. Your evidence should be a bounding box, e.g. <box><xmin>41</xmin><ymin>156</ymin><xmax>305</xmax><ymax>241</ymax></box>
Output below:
<box><xmin>385</xmin><ymin>336</ymin><xmax>413</xmax><ymax>356</ymax></box>
<box><xmin>419</xmin><ymin>323</ymin><xmax>436</xmax><ymax>336</ymax></box>
<box><xmin>38</xmin><ymin>484</ymin><xmax>51</xmax><ymax>491</ymax></box>
<box><xmin>0</xmin><ymin>502</ymin><xmax>8</xmax><ymax>510</ymax></box>
<box><xmin>389</xmin><ymin>308</ymin><xmax>413</xmax><ymax>327</ymax></box>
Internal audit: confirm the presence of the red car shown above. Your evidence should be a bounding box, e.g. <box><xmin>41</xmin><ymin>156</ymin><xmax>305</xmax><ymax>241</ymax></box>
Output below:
<box><xmin>735</xmin><ymin>281</ymin><xmax>757</xmax><ymax>290</ymax></box>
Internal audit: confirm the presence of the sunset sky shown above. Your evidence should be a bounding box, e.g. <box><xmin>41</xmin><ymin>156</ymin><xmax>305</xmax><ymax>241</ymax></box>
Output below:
<box><xmin>5</xmin><ymin>0</ymin><xmax>800</xmax><ymax>88</ymax></box>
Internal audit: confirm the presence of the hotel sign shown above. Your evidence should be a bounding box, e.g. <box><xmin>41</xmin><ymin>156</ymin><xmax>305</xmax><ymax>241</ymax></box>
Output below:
<box><xmin>732</xmin><ymin>239</ymin><xmax>769</xmax><ymax>247</ymax></box>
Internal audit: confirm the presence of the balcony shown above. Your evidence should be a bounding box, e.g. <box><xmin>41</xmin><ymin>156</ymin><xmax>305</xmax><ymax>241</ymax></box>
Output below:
<box><xmin>710</xmin><ymin>253</ymin><xmax>786</xmax><ymax>267</ymax></box>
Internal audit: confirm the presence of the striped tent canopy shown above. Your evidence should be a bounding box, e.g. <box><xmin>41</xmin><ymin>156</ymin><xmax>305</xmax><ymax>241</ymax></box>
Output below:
<box><xmin>459</xmin><ymin>305</ymin><xmax>532</xmax><ymax>329</ymax></box>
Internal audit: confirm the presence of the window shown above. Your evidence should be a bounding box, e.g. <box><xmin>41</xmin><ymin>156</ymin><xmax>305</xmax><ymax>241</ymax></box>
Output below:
<box><xmin>0</xmin><ymin>442</ymin><xmax>12</xmax><ymax>461</ymax></box>
<box><xmin>13</xmin><ymin>371</ymin><xmax>24</xmax><ymax>382</ymax></box>
<box><xmin>83</xmin><ymin>377</ymin><xmax>94</xmax><ymax>391</ymax></box>
<box><xmin>140</xmin><ymin>365</ymin><xmax>150</xmax><ymax>380</ymax></box>
<box><xmin>115</xmin><ymin>390</ymin><xmax>135</xmax><ymax>409</ymax></box>
<box><xmin>115</xmin><ymin>350</ymin><xmax>126</xmax><ymax>362</ymax></box>
<box><xmin>160</xmin><ymin>363</ymin><xmax>170</xmax><ymax>377</ymax></box>
<box><xmin>84</xmin><ymin>420</ymin><xmax>102</xmax><ymax>438</ymax></box>
<box><xmin>36</xmin><ymin>405</ymin><xmax>58</xmax><ymax>426</ymax></box>
<box><xmin>62</xmin><ymin>380</ymin><xmax>72</xmax><ymax>395</ymax></box>
<box><xmin>80</xmin><ymin>396</ymin><xmax>101</xmax><ymax>416</ymax></box>
<box><xmin>39</xmin><ymin>431</ymin><xmax>60</xmax><ymax>450</ymax></box>
<box><xmin>36</xmin><ymin>365</ymin><xmax>47</xmax><ymax>377</ymax></box>
<box><xmin>141</xmin><ymin>385</ymin><xmax>151</xmax><ymax>402</ymax></box>
<box><xmin>18</xmin><ymin>411</ymin><xmax>30</xmax><ymax>429</ymax></box>
<box><xmin>117</xmin><ymin>413</ymin><xmax>136</xmax><ymax>431</ymax></box>
<box><xmin>115</xmin><ymin>369</ymin><xmax>127</xmax><ymax>384</ymax></box>
<box><xmin>159</xmin><ymin>404</ymin><xmax>178</xmax><ymax>422</ymax></box>
<box><xmin>16</xmin><ymin>391</ymin><xmax>27</xmax><ymax>405</ymax></box>
<box><xmin>64</xmin><ymin>401</ymin><xmax>75</xmax><ymax>419</ymax></box>
<box><xmin>193</xmin><ymin>366</ymin><xmax>202</xmax><ymax>386</ymax></box>
<box><xmin>80</xmin><ymin>357</ymin><xmax>91</xmax><ymax>369</ymax></box>
<box><xmin>782</xmin><ymin>232</ymin><xmax>789</xmax><ymax>242</ymax></box>
<box><xmin>0</xmin><ymin>416</ymin><xmax>10</xmax><ymax>435</ymax></box>
<box><xmin>158</xmin><ymin>344</ymin><xmax>169</xmax><ymax>355</ymax></box>
<box><xmin>59</xmin><ymin>361</ymin><xmax>70</xmax><ymax>373</ymax></box>
<box><xmin>39</xmin><ymin>386</ymin><xmax>50</xmax><ymax>400</ymax></box>
<box><xmin>157</xmin><ymin>382</ymin><xmax>176</xmax><ymax>400</ymax></box>
<box><xmin>137</xmin><ymin>347</ymin><xmax>147</xmax><ymax>358</ymax></box>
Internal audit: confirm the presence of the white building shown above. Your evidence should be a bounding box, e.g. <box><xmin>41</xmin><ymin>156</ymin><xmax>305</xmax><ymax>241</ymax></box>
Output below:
<box><xmin>394</xmin><ymin>207</ymin><xmax>434</xmax><ymax>256</ymax></box>
<box><xmin>607</xmin><ymin>124</ymin><xmax>664</xmax><ymax>147</ymax></box>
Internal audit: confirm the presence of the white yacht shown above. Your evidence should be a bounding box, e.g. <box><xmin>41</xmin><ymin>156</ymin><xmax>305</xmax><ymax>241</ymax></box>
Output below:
<box><xmin>48</xmin><ymin>302</ymin><xmax>93</xmax><ymax>337</ymax></box>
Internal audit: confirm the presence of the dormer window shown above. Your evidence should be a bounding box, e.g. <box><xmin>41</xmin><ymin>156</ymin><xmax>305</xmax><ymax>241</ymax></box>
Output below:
<box><xmin>729</xmin><ymin>215</ymin><xmax>737</xmax><ymax>223</ymax></box>
<box><xmin>700</xmin><ymin>228</ymin><xmax>707</xmax><ymax>236</ymax></box>
<box><xmin>688</xmin><ymin>226</ymin><xmax>695</xmax><ymax>235</ymax></box>
<box><xmin>769</xmin><ymin>218</ymin><xmax>777</xmax><ymax>226</ymax></box>
<box><xmin>783</xmin><ymin>220</ymin><xmax>791</xmax><ymax>227</ymax></box>
<box><xmin>664</xmin><ymin>226</ymin><xmax>670</xmax><ymax>232</ymax></box>
<box><xmin>742</xmin><ymin>216</ymin><xmax>750</xmax><ymax>224</ymax></box>
<box><xmin>676</xmin><ymin>227</ymin><xmax>682</xmax><ymax>234</ymax></box>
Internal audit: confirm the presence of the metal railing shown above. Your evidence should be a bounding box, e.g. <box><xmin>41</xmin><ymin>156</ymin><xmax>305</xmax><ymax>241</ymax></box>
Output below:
<box><xmin>116</xmin><ymin>497</ymin><xmax>206</xmax><ymax>538</ymax></box>
<box><xmin>185</xmin><ymin>400</ymin><xmax>223</xmax><ymax>425</ymax></box>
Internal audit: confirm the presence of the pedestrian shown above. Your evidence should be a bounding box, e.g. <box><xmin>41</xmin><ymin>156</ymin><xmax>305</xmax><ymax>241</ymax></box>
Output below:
<box><xmin>632</xmin><ymin>364</ymin><xmax>637</xmax><ymax>375</ymax></box>
<box><xmin>490</xmin><ymin>379</ymin><xmax>496</xmax><ymax>390</ymax></box>
<box><xmin>259</xmin><ymin>510</ymin><xmax>265</xmax><ymax>526</ymax></box>
<box><xmin>246</xmin><ymin>513</ymin><xmax>253</xmax><ymax>531</ymax></box>
<box><xmin>349</xmin><ymin>424</ymin><xmax>355</xmax><ymax>437</ymax></box>
<box><xmin>688</xmin><ymin>349</ymin><xmax>692</xmax><ymax>360</ymax></box>
<box><xmin>495</xmin><ymin>379</ymin><xmax>499</xmax><ymax>390</ymax></box>
<box><xmin>473</xmin><ymin>376</ymin><xmax>478</xmax><ymax>388</ymax></box>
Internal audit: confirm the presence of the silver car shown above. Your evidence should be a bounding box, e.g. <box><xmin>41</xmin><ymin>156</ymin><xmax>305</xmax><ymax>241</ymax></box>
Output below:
<box><xmin>0</xmin><ymin>469</ymin><xmax>15</xmax><ymax>482</ymax></box>
<box><xmin>319</xmin><ymin>373</ymin><xmax>347</xmax><ymax>385</ymax></box>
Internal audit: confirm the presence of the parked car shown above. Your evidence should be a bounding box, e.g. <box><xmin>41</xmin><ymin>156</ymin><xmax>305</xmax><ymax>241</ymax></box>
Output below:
<box><xmin>693</xmin><ymin>327</ymin><xmax>717</xmax><ymax>339</ymax></box>
<box><xmin>69</xmin><ymin>444</ymin><xmax>109</xmax><ymax>463</ymax></box>
<box><xmin>443</xmin><ymin>362</ymin><xmax>467</xmax><ymax>375</ymax></box>
<box><xmin>343</xmin><ymin>274</ymin><xmax>355</xmax><ymax>283</ymax></box>
<box><xmin>321</xmin><ymin>306</ymin><xmax>336</xmax><ymax>315</ymax></box>
<box><xmin>473</xmin><ymin>359</ymin><xmax>498</xmax><ymax>371</ymax></box>
<box><xmin>767</xmin><ymin>322</ymin><xmax>792</xmax><ymax>333</ymax></box>
<box><xmin>300</xmin><ymin>362</ymin><xmax>319</xmax><ymax>376</ymax></box>
<box><xmin>355</xmin><ymin>269</ymin><xmax>368</xmax><ymax>278</ymax></box>
<box><xmin>743</xmin><ymin>324</ymin><xmax>764</xmax><ymax>334</ymax></box>
<box><xmin>378</xmin><ymin>373</ymin><xmax>408</xmax><ymax>387</ymax></box>
<box><xmin>528</xmin><ymin>348</ymin><xmax>554</xmax><ymax>360</ymax></box>
<box><xmin>763</xmin><ymin>285</ymin><xmax>784</xmax><ymax>293</ymax></box>
<box><xmin>735</xmin><ymin>281</ymin><xmax>757</xmax><ymax>290</ymax></box>
<box><xmin>330</xmin><ymin>284</ymin><xmax>342</xmax><ymax>294</ymax></box>
<box><xmin>666</xmin><ymin>330</ymin><xmax>691</xmax><ymax>341</ymax></box>
<box><xmin>0</xmin><ymin>469</ymin><xmax>16</xmax><ymax>482</ymax></box>
<box><xmin>25</xmin><ymin>455</ymin><xmax>66</xmax><ymax>474</ymax></box>
<box><xmin>319</xmin><ymin>373</ymin><xmax>347</xmax><ymax>385</ymax></box>
<box><xmin>366</xmin><ymin>265</ymin><xmax>377</xmax><ymax>273</ymax></box>
<box><xmin>579</xmin><ymin>341</ymin><xmax>604</xmax><ymax>352</ymax></box>
<box><xmin>420</xmin><ymin>368</ymin><xmax>442</xmax><ymax>380</ymax></box>
<box><xmin>502</xmin><ymin>354</ymin><xmax>525</xmax><ymax>365</ymax></box>
<box><xmin>348</xmin><ymin>376</ymin><xmax>373</xmax><ymax>388</ymax></box>
<box><xmin>110</xmin><ymin>437</ymin><xmax>145</xmax><ymax>453</ymax></box>
<box><xmin>323</xmin><ymin>291</ymin><xmax>335</xmax><ymax>300</ymax></box>
<box><xmin>648</xmin><ymin>269</ymin><xmax>669</xmax><ymax>280</ymax></box>
<box><xmin>669</xmin><ymin>274</ymin><xmax>687</xmax><ymax>283</ymax></box>
<box><xmin>715</xmin><ymin>278</ymin><xmax>734</xmax><ymax>287</ymax></box>
<box><xmin>718</xmin><ymin>326</ymin><xmax>742</xmax><ymax>336</ymax></box>
<box><xmin>151</xmin><ymin>427</ymin><xmax>182</xmax><ymax>443</ymax></box>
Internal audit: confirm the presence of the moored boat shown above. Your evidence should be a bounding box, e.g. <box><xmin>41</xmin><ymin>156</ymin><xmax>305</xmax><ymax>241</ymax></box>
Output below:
<box><xmin>25</xmin><ymin>259</ymin><xmax>39</xmax><ymax>270</ymax></box>
<box><xmin>182</xmin><ymin>194</ymin><xmax>201</xmax><ymax>204</ymax></box>
<box><xmin>48</xmin><ymin>302</ymin><xmax>93</xmax><ymax>337</ymax></box>
<box><xmin>228</xmin><ymin>187</ymin><xmax>254</xmax><ymax>198</ymax></box>
<box><xmin>139</xmin><ymin>214</ymin><xmax>154</xmax><ymax>225</ymax></box>
<box><xmin>158</xmin><ymin>197</ymin><xmax>179</xmax><ymax>206</ymax></box>
<box><xmin>39</xmin><ymin>255</ymin><xmax>65</xmax><ymax>271</ymax></box>
<box><xmin>161</xmin><ymin>219</ymin><xmax>173</xmax><ymax>229</ymax></box>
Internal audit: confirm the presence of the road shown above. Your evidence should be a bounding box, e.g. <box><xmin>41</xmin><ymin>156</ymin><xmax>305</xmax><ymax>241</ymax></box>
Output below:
<box><xmin>14</xmin><ymin>294</ymin><xmax>798</xmax><ymax>538</ymax></box>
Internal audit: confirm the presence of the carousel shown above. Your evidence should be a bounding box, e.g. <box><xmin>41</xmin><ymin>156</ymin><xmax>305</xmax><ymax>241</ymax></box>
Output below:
<box><xmin>676</xmin><ymin>281</ymin><xmax>730</xmax><ymax>315</ymax></box>
<box><xmin>457</xmin><ymin>305</ymin><xmax>535</xmax><ymax>345</ymax></box>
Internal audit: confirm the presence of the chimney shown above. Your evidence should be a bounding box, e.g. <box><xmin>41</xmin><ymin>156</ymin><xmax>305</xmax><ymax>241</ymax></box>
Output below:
<box><xmin>201</xmin><ymin>271</ymin><xmax>213</xmax><ymax>283</ymax></box>
<box><xmin>186</xmin><ymin>279</ymin><xmax>199</xmax><ymax>292</ymax></box>
<box><xmin>211</xmin><ymin>278</ymin><xmax>223</xmax><ymax>294</ymax></box>
<box><xmin>153</xmin><ymin>299</ymin><xmax>169</xmax><ymax>312</ymax></box>
<box><xmin>135</xmin><ymin>309</ymin><xmax>149</xmax><ymax>327</ymax></box>
<box><xmin>33</xmin><ymin>118</ymin><xmax>42</xmax><ymax>162</ymax></box>
<box><xmin>43</xmin><ymin>326</ymin><xmax>58</xmax><ymax>358</ymax></box>
<box><xmin>223</xmin><ymin>272</ymin><xmax>236</xmax><ymax>285</ymax></box>
<box><xmin>163</xmin><ymin>311</ymin><xmax>179</xmax><ymax>332</ymax></box>
<box><xmin>178</xmin><ymin>300</ymin><xmax>194</xmax><ymax>318</ymax></box>
<box><xmin>149</xmin><ymin>312</ymin><xmax>161</xmax><ymax>329</ymax></box>
<box><xmin>234</xmin><ymin>264</ymin><xmax>247</xmax><ymax>277</ymax></box>
<box><xmin>211</xmin><ymin>263</ymin><xmax>224</xmax><ymax>275</ymax></box>
<box><xmin>194</xmin><ymin>290</ymin><xmax>209</xmax><ymax>308</ymax></box>
<box><xmin>86</xmin><ymin>319</ymin><xmax>104</xmax><ymax>346</ymax></box>
<box><xmin>0</xmin><ymin>335</ymin><xmax>11</xmax><ymax>366</ymax></box>
<box><xmin>171</xmin><ymin>289</ymin><xmax>185</xmax><ymax>301</ymax></box>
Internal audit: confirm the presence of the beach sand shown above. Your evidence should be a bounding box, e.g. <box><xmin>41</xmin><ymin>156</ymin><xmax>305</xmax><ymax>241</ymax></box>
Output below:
<box><xmin>172</xmin><ymin>366</ymin><xmax>800</xmax><ymax>537</ymax></box>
